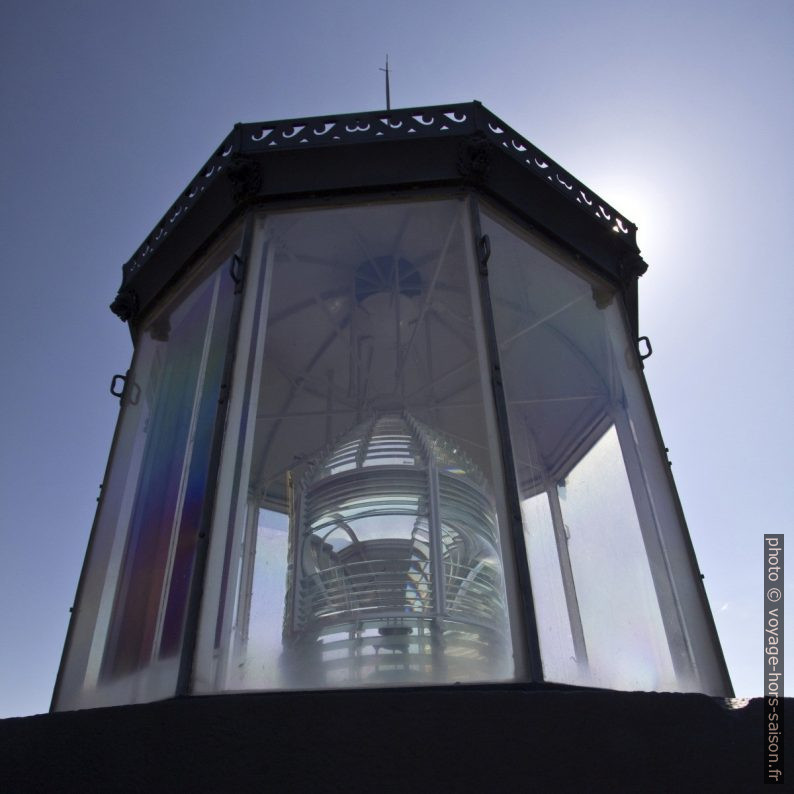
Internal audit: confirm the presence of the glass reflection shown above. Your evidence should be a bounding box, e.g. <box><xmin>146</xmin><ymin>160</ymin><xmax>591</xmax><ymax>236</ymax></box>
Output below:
<box><xmin>54</xmin><ymin>229</ymin><xmax>240</xmax><ymax>710</ymax></box>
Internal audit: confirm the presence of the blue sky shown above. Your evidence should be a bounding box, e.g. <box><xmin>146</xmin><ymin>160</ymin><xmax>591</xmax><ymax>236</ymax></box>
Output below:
<box><xmin>1</xmin><ymin>0</ymin><xmax>791</xmax><ymax>716</ymax></box>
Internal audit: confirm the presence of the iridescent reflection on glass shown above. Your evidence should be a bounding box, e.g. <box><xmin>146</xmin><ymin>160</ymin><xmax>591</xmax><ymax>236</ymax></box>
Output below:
<box><xmin>197</xmin><ymin>200</ymin><xmax>513</xmax><ymax>692</ymax></box>
<box><xmin>482</xmin><ymin>206</ymin><xmax>693</xmax><ymax>692</ymax></box>
<box><xmin>54</xmin><ymin>230</ymin><xmax>240</xmax><ymax>709</ymax></box>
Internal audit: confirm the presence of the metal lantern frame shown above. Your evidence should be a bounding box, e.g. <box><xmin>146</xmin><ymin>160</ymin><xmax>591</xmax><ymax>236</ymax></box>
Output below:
<box><xmin>52</xmin><ymin>102</ymin><xmax>733</xmax><ymax>710</ymax></box>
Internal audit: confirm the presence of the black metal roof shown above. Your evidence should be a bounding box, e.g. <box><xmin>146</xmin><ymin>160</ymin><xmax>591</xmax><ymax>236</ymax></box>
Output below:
<box><xmin>112</xmin><ymin>102</ymin><xmax>647</xmax><ymax>328</ymax></box>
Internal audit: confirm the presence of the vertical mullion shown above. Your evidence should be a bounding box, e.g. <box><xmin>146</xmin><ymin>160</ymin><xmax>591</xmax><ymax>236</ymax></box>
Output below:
<box><xmin>175</xmin><ymin>212</ymin><xmax>256</xmax><ymax>697</ymax></box>
<box><xmin>153</xmin><ymin>276</ymin><xmax>221</xmax><ymax>658</ymax></box>
<box><xmin>466</xmin><ymin>195</ymin><xmax>543</xmax><ymax>682</ymax></box>
<box><xmin>427</xmin><ymin>455</ymin><xmax>446</xmax><ymax>618</ymax></box>
<box><xmin>546</xmin><ymin>483</ymin><xmax>589</xmax><ymax>668</ymax></box>
<box><xmin>611</xmin><ymin>403</ymin><xmax>696</xmax><ymax>684</ymax></box>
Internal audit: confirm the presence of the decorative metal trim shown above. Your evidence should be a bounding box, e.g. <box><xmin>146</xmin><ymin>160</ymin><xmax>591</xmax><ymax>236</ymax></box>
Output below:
<box><xmin>239</xmin><ymin>105</ymin><xmax>475</xmax><ymax>152</ymax></box>
<box><xmin>120</xmin><ymin>103</ymin><xmax>639</xmax><ymax>293</ymax></box>
<box><xmin>472</xmin><ymin>104</ymin><xmax>635</xmax><ymax>239</ymax></box>
<box><xmin>122</xmin><ymin>132</ymin><xmax>236</xmax><ymax>282</ymax></box>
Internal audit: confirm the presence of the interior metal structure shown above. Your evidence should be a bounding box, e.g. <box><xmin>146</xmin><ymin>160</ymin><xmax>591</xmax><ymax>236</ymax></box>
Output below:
<box><xmin>52</xmin><ymin>103</ymin><xmax>732</xmax><ymax>711</ymax></box>
<box><xmin>281</xmin><ymin>412</ymin><xmax>510</xmax><ymax>687</ymax></box>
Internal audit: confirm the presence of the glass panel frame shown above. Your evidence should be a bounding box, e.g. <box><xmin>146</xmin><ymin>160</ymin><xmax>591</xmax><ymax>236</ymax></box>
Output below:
<box><xmin>193</xmin><ymin>198</ymin><xmax>521</xmax><ymax>694</ymax></box>
<box><xmin>478</xmin><ymin>198</ymin><xmax>730</xmax><ymax>694</ymax></box>
<box><xmin>52</xmin><ymin>223</ymin><xmax>244</xmax><ymax>710</ymax></box>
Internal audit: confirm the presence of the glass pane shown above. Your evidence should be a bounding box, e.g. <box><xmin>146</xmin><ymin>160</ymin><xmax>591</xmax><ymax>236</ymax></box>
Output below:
<box><xmin>54</xmin><ymin>228</ymin><xmax>240</xmax><ymax>710</ymax></box>
<box><xmin>521</xmin><ymin>493</ymin><xmax>579</xmax><ymax>683</ymax></box>
<box><xmin>482</xmin><ymin>205</ymin><xmax>699</xmax><ymax>692</ymax></box>
<box><xmin>197</xmin><ymin>200</ymin><xmax>514</xmax><ymax>692</ymax></box>
<box><xmin>557</xmin><ymin>427</ymin><xmax>676</xmax><ymax>690</ymax></box>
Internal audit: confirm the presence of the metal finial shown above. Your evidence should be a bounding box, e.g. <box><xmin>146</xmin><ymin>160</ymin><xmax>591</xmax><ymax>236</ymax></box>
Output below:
<box><xmin>379</xmin><ymin>55</ymin><xmax>391</xmax><ymax>111</ymax></box>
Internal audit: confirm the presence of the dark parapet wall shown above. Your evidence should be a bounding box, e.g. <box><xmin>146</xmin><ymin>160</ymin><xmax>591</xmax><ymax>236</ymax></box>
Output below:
<box><xmin>0</xmin><ymin>687</ymin><xmax>783</xmax><ymax>792</ymax></box>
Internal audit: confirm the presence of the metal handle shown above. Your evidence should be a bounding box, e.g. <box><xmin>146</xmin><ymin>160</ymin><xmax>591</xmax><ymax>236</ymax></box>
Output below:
<box><xmin>638</xmin><ymin>336</ymin><xmax>653</xmax><ymax>362</ymax></box>
<box><xmin>110</xmin><ymin>373</ymin><xmax>127</xmax><ymax>400</ymax></box>
<box><xmin>230</xmin><ymin>253</ymin><xmax>244</xmax><ymax>292</ymax></box>
<box><xmin>110</xmin><ymin>372</ymin><xmax>140</xmax><ymax>405</ymax></box>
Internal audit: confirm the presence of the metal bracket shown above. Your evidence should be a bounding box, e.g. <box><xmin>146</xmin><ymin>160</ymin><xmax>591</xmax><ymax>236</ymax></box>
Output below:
<box><xmin>478</xmin><ymin>234</ymin><xmax>491</xmax><ymax>276</ymax></box>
